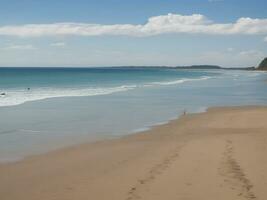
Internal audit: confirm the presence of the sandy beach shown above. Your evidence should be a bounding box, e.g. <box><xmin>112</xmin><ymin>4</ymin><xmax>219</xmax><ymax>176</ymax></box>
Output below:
<box><xmin>0</xmin><ymin>106</ymin><xmax>267</xmax><ymax>200</ymax></box>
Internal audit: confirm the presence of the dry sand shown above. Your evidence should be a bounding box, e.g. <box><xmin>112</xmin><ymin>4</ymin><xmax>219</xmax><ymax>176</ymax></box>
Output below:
<box><xmin>0</xmin><ymin>106</ymin><xmax>267</xmax><ymax>200</ymax></box>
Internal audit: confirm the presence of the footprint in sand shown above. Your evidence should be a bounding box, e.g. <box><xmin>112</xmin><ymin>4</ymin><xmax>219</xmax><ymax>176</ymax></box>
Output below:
<box><xmin>219</xmin><ymin>140</ymin><xmax>257</xmax><ymax>199</ymax></box>
<box><xmin>125</xmin><ymin>147</ymin><xmax>182</xmax><ymax>200</ymax></box>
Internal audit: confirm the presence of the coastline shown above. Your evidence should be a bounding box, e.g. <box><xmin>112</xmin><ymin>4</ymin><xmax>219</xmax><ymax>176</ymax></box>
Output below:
<box><xmin>1</xmin><ymin>105</ymin><xmax>267</xmax><ymax>199</ymax></box>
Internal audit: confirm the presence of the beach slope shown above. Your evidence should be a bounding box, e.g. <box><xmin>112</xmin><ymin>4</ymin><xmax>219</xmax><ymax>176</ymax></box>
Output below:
<box><xmin>0</xmin><ymin>106</ymin><xmax>267</xmax><ymax>200</ymax></box>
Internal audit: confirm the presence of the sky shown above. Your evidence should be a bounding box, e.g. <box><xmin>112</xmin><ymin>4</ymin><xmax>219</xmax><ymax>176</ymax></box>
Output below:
<box><xmin>0</xmin><ymin>0</ymin><xmax>266</xmax><ymax>67</ymax></box>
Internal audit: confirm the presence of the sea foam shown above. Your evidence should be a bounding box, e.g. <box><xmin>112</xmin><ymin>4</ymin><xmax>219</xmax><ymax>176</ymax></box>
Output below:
<box><xmin>0</xmin><ymin>76</ymin><xmax>210</xmax><ymax>107</ymax></box>
<box><xmin>0</xmin><ymin>85</ymin><xmax>136</xmax><ymax>107</ymax></box>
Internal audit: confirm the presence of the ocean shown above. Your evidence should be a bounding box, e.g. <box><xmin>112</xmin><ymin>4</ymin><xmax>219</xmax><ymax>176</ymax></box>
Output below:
<box><xmin>0</xmin><ymin>67</ymin><xmax>266</xmax><ymax>162</ymax></box>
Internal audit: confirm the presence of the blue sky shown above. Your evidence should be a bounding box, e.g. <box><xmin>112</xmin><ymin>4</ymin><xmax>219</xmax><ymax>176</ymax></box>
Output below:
<box><xmin>0</xmin><ymin>0</ymin><xmax>266</xmax><ymax>67</ymax></box>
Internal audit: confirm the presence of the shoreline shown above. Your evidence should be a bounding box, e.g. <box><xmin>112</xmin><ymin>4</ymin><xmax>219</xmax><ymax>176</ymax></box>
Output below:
<box><xmin>0</xmin><ymin>105</ymin><xmax>264</xmax><ymax>164</ymax></box>
<box><xmin>1</xmin><ymin>105</ymin><xmax>267</xmax><ymax>199</ymax></box>
<box><xmin>0</xmin><ymin>105</ymin><xmax>207</xmax><ymax>164</ymax></box>
<box><xmin>0</xmin><ymin>104</ymin><xmax>259</xmax><ymax>165</ymax></box>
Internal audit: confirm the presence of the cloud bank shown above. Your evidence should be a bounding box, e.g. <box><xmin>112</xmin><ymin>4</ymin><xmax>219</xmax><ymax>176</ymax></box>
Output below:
<box><xmin>0</xmin><ymin>13</ymin><xmax>267</xmax><ymax>38</ymax></box>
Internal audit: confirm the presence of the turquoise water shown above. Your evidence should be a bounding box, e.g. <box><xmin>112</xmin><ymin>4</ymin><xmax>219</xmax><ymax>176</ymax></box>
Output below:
<box><xmin>0</xmin><ymin>67</ymin><xmax>266</xmax><ymax>162</ymax></box>
<box><xmin>0</xmin><ymin>67</ymin><xmax>212</xmax><ymax>107</ymax></box>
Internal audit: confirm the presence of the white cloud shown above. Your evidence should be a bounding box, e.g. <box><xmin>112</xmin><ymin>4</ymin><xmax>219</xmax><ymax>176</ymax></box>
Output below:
<box><xmin>0</xmin><ymin>13</ymin><xmax>266</xmax><ymax>39</ymax></box>
<box><xmin>238</xmin><ymin>50</ymin><xmax>264</xmax><ymax>58</ymax></box>
<box><xmin>50</xmin><ymin>42</ymin><xmax>66</xmax><ymax>47</ymax></box>
<box><xmin>3</xmin><ymin>44</ymin><xmax>36</xmax><ymax>50</ymax></box>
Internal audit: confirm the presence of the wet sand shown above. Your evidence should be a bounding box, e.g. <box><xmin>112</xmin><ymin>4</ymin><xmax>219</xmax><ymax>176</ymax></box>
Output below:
<box><xmin>0</xmin><ymin>106</ymin><xmax>267</xmax><ymax>200</ymax></box>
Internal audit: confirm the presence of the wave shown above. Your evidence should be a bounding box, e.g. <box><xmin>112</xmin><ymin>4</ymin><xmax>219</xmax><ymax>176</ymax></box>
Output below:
<box><xmin>0</xmin><ymin>85</ymin><xmax>137</xmax><ymax>107</ymax></box>
<box><xmin>149</xmin><ymin>76</ymin><xmax>210</xmax><ymax>86</ymax></box>
<box><xmin>0</xmin><ymin>76</ymin><xmax>210</xmax><ymax>107</ymax></box>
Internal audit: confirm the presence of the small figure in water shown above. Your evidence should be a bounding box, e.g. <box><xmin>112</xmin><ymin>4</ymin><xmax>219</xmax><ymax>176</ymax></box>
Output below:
<box><xmin>0</xmin><ymin>92</ymin><xmax>6</xmax><ymax>96</ymax></box>
<box><xmin>27</xmin><ymin>88</ymin><xmax>30</xmax><ymax>90</ymax></box>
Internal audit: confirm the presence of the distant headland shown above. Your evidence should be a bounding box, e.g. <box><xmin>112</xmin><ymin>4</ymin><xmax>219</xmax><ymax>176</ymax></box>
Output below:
<box><xmin>0</xmin><ymin>57</ymin><xmax>266</xmax><ymax>70</ymax></box>
<box><xmin>173</xmin><ymin>65</ymin><xmax>255</xmax><ymax>70</ymax></box>
<box><xmin>175</xmin><ymin>57</ymin><xmax>267</xmax><ymax>70</ymax></box>
<box><xmin>257</xmin><ymin>57</ymin><xmax>267</xmax><ymax>71</ymax></box>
